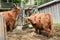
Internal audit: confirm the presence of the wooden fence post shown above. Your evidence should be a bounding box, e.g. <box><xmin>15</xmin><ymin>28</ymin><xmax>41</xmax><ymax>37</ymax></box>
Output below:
<box><xmin>0</xmin><ymin>14</ymin><xmax>7</xmax><ymax>40</ymax></box>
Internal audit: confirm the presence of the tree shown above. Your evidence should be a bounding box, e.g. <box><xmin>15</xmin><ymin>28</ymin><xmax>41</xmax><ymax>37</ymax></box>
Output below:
<box><xmin>13</xmin><ymin>0</ymin><xmax>29</xmax><ymax>4</ymax></box>
<box><xmin>34</xmin><ymin>0</ymin><xmax>51</xmax><ymax>5</ymax></box>
<box><xmin>13</xmin><ymin>0</ymin><xmax>21</xmax><ymax>3</ymax></box>
<box><xmin>23</xmin><ymin>0</ymin><xmax>29</xmax><ymax>4</ymax></box>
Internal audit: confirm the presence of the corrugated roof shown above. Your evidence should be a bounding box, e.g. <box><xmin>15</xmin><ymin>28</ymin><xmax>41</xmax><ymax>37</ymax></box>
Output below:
<box><xmin>37</xmin><ymin>0</ymin><xmax>60</xmax><ymax>9</ymax></box>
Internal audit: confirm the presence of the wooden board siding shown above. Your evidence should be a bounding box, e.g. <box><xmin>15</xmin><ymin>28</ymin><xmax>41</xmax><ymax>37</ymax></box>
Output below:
<box><xmin>0</xmin><ymin>14</ymin><xmax>7</xmax><ymax>40</ymax></box>
<box><xmin>38</xmin><ymin>2</ymin><xmax>60</xmax><ymax>24</ymax></box>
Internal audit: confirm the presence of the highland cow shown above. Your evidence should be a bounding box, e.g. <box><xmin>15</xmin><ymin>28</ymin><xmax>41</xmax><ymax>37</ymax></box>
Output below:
<box><xmin>0</xmin><ymin>4</ymin><xmax>20</xmax><ymax>32</ymax></box>
<box><xmin>28</xmin><ymin>12</ymin><xmax>54</xmax><ymax>37</ymax></box>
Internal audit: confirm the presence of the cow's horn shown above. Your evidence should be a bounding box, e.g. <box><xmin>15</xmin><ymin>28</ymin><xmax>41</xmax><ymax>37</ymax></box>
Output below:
<box><xmin>13</xmin><ymin>3</ymin><xmax>17</xmax><ymax>7</ymax></box>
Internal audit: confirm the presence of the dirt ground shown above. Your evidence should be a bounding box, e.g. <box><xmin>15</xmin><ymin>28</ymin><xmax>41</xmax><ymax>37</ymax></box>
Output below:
<box><xmin>7</xmin><ymin>26</ymin><xmax>60</xmax><ymax>40</ymax></box>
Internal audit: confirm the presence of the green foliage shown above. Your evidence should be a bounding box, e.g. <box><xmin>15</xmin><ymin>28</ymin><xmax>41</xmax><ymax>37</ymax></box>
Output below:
<box><xmin>22</xmin><ymin>0</ymin><xmax>29</xmax><ymax>4</ymax></box>
<box><xmin>13</xmin><ymin>0</ymin><xmax>29</xmax><ymax>4</ymax></box>
<box><xmin>13</xmin><ymin>0</ymin><xmax>21</xmax><ymax>3</ymax></box>
<box><xmin>2</xmin><ymin>6</ymin><xmax>9</xmax><ymax>8</ymax></box>
<box><xmin>1</xmin><ymin>0</ymin><xmax>51</xmax><ymax>8</ymax></box>
<box><xmin>53</xmin><ymin>23</ymin><xmax>60</xmax><ymax>26</ymax></box>
<box><xmin>2</xmin><ymin>0</ymin><xmax>7</xmax><ymax>2</ymax></box>
<box><xmin>34</xmin><ymin>0</ymin><xmax>51</xmax><ymax>5</ymax></box>
<box><xmin>2</xmin><ymin>0</ymin><xmax>21</xmax><ymax>3</ymax></box>
<box><xmin>34</xmin><ymin>0</ymin><xmax>37</xmax><ymax>5</ymax></box>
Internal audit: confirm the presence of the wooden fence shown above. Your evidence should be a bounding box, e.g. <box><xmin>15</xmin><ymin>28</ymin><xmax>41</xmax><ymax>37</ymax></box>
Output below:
<box><xmin>0</xmin><ymin>14</ymin><xmax>7</xmax><ymax>40</ymax></box>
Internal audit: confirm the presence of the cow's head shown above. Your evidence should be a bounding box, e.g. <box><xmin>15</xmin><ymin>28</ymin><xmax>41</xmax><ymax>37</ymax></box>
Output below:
<box><xmin>27</xmin><ymin>14</ymin><xmax>36</xmax><ymax>24</ymax></box>
<box><xmin>29</xmin><ymin>11</ymin><xmax>33</xmax><ymax>16</ymax></box>
<box><xmin>13</xmin><ymin>3</ymin><xmax>21</xmax><ymax>13</ymax></box>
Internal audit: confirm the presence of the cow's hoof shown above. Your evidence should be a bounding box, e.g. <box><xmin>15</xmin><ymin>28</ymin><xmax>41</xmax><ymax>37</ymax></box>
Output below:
<box><xmin>10</xmin><ymin>30</ymin><xmax>12</xmax><ymax>32</ymax></box>
<box><xmin>35</xmin><ymin>31</ymin><xmax>37</xmax><ymax>33</ymax></box>
<box><xmin>46</xmin><ymin>34</ymin><xmax>51</xmax><ymax>38</ymax></box>
<box><xmin>39</xmin><ymin>31</ymin><xmax>42</xmax><ymax>34</ymax></box>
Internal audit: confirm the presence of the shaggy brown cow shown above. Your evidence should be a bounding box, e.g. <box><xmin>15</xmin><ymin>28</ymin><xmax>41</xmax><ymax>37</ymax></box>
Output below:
<box><xmin>0</xmin><ymin>4</ymin><xmax>20</xmax><ymax>32</ymax></box>
<box><xmin>28</xmin><ymin>12</ymin><xmax>54</xmax><ymax>37</ymax></box>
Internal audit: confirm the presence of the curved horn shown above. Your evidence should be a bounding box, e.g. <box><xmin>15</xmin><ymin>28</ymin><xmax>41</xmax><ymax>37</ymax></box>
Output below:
<box><xmin>13</xmin><ymin>3</ymin><xmax>17</xmax><ymax>7</ymax></box>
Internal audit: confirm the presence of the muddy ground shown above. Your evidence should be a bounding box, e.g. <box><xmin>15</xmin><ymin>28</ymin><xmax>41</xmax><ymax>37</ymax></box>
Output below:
<box><xmin>7</xmin><ymin>26</ymin><xmax>60</xmax><ymax>40</ymax></box>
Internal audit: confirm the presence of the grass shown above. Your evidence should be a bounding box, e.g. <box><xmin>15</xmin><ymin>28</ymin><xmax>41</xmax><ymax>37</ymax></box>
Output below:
<box><xmin>53</xmin><ymin>23</ymin><xmax>60</xmax><ymax>26</ymax></box>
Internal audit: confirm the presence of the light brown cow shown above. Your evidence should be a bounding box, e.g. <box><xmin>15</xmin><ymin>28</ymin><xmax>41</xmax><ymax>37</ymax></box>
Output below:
<box><xmin>0</xmin><ymin>4</ymin><xmax>20</xmax><ymax>32</ymax></box>
<box><xmin>28</xmin><ymin>12</ymin><xmax>54</xmax><ymax>37</ymax></box>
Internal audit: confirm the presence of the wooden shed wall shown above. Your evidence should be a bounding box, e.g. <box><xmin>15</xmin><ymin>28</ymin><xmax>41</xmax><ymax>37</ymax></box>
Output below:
<box><xmin>38</xmin><ymin>2</ymin><xmax>60</xmax><ymax>24</ymax></box>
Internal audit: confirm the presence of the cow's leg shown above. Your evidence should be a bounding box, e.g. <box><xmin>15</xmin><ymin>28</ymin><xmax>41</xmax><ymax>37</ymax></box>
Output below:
<box><xmin>10</xmin><ymin>25</ymin><xmax>12</xmax><ymax>32</ymax></box>
<box><xmin>49</xmin><ymin>24</ymin><xmax>55</xmax><ymax>36</ymax></box>
<box><xmin>43</xmin><ymin>26</ymin><xmax>51</xmax><ymax>37</ymax></box>
<box><xmin>46</xmin><ymin>29</ymin><xmax>51</xmax><ymax>37</ymax></box>
<box><xmin>39</xmin><ymin>29</ymin><xmax>42</xmax><ymax>34</ymax></box>
<box><xmin>35</xmin><ymin>28</ymin><xmax>38</xmax><ymax>33</ymax></box>
<box><xmin>9</xmin><ymin>22</ymin><xmax>14</xmax><ymax>32</ymax></box>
